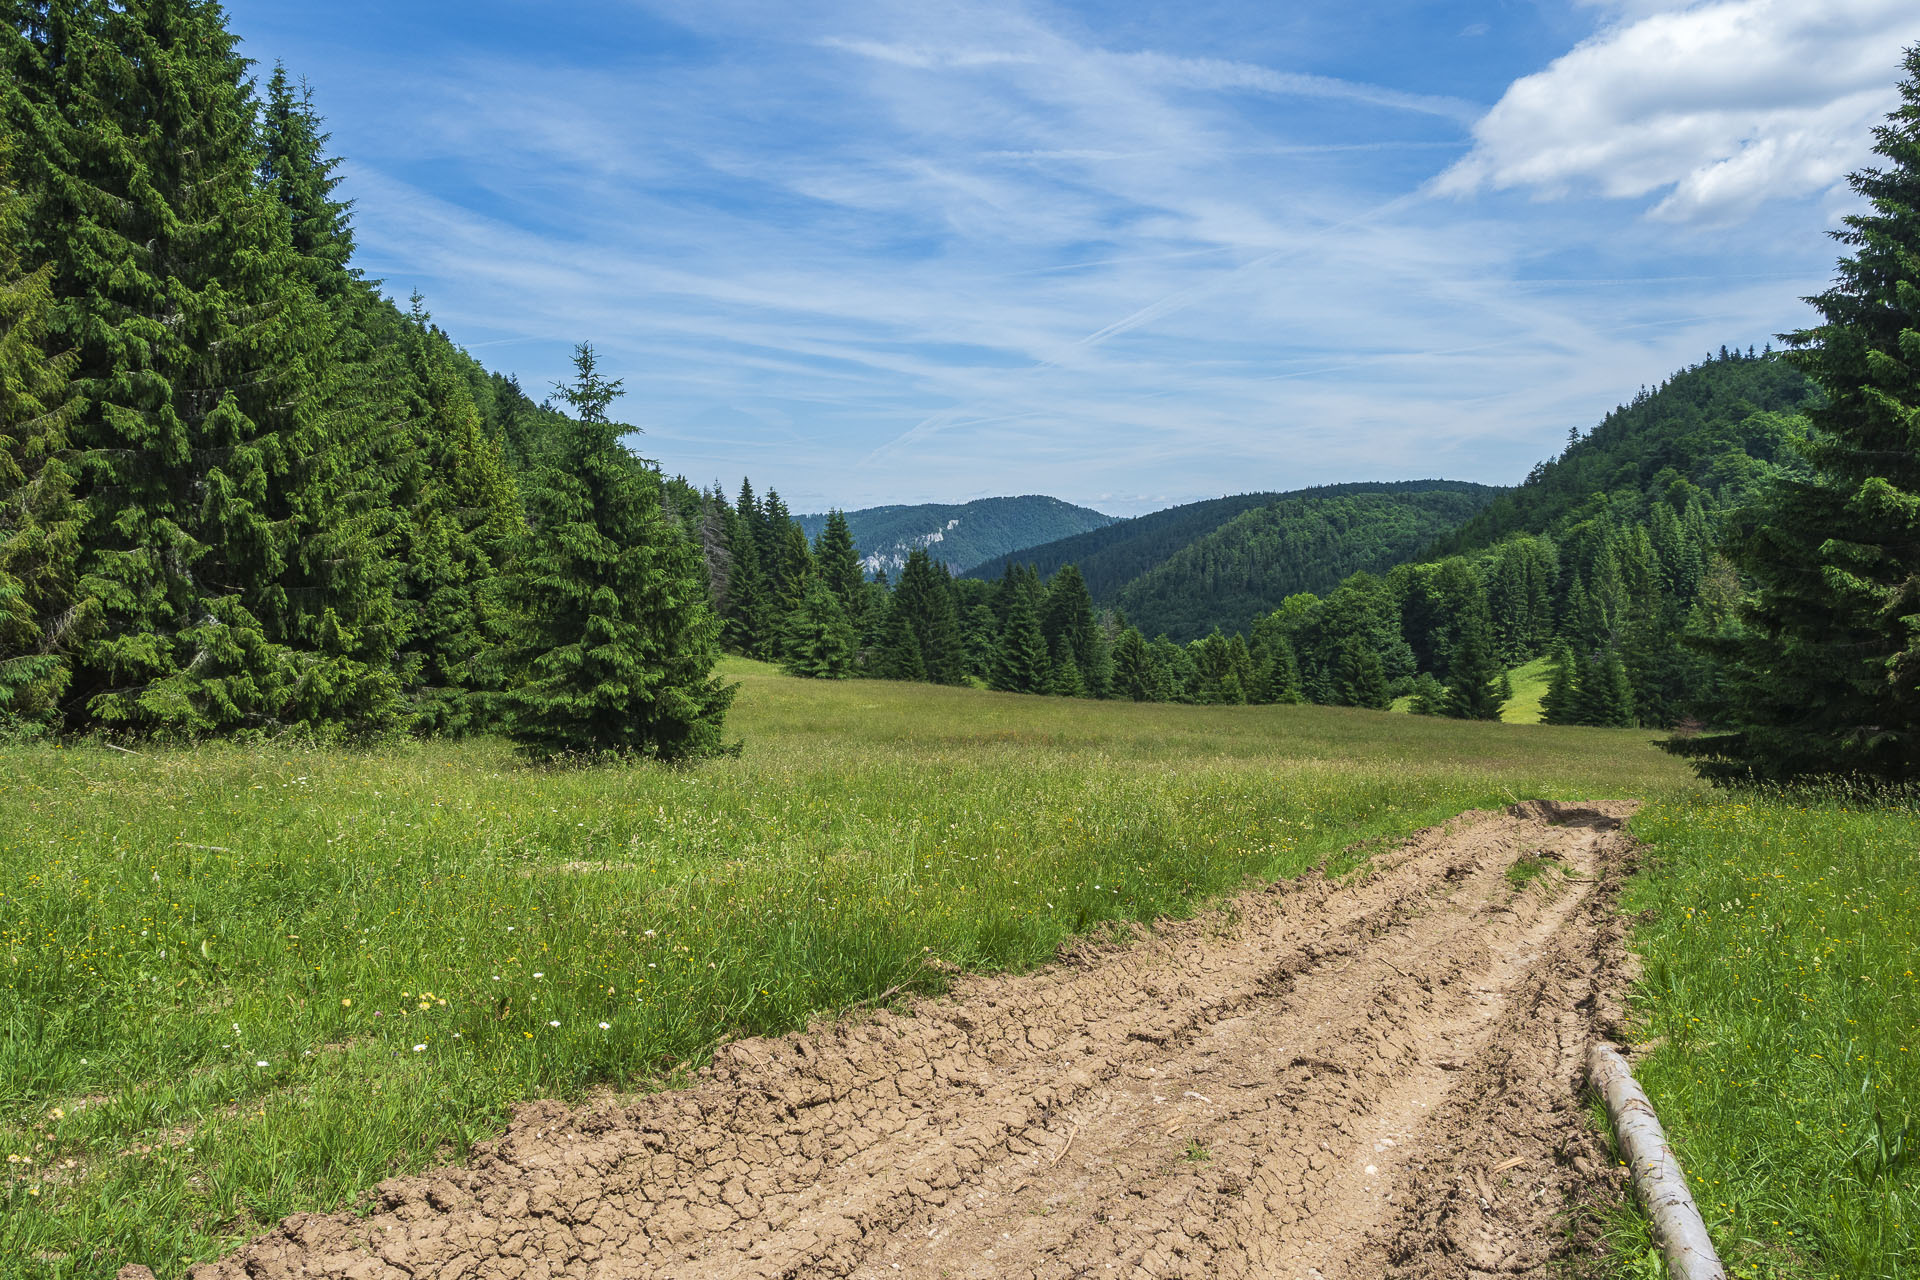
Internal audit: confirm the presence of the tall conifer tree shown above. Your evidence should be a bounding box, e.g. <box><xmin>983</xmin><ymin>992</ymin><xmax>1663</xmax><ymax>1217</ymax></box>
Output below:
<box><xmin>1109</xmin><ymin>625</ymin><xmax>1156</xmax><ymax>701</ymax></box>
<box><xmin>0</xmin><ymin>125</ymin><xmax>87</xmax><ymax>728</ymax></box>
<box><xmin>814</xmin><ymin>509</ymin><xmax>864</xmax><ymax>621</ymax></box>
<box><xmin>990</xmin><ymin>587</ymin><xmax>1048</xmax><ymax>694</ymax></box>
<box><xmin>1441</xmin><ymin>612</ymin><xmax>1506</xmax><ymax>720</ymax></box>
<box><xmin>7</xmin><ymin>0</ymin><xmax>400</xmax><ymax>735</ymax></box>
<box><xmin>1541</xmin><ymin>641</ymin><xmax>1581</xmax><ymax>726</ymax></box>
<box><xmin>722</xmin><ymin>479</ymin><xmax>771</xmax><ymax>656</ymax></box>
<box><xmin>868</xmin><ymin>591</ymin><xmax>926</xmax><ymax>682</ymax></box>
<box><xmin>1675</xmin><ymin>48</ymin><xmax>1920</xmax><ymax>782</ymax></box>
<box><xmin>1048</xmin><ymin>636</ymin><xmax>1083</xmax><ymax>698</ymax></box>
<box><xmin>886</xmin><ymin>550</ymin><xmax>965</xmax><ymax>684</ymax></box>
<box><xmin>781</xmin><ymin>576</ymin><xmax>856</xmax><ymax>679</ymax></box>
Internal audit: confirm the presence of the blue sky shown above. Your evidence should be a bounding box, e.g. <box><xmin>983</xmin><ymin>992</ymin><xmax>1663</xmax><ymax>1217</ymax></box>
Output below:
<box><xmin>224</xmin><ymin>0</ymin><xmax>1920</xmax><ymax>516</ymax></box>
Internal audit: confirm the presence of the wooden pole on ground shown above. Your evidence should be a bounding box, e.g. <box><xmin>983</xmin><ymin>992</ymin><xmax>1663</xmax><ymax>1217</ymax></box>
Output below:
<box><xmin>1589</xmin><ymin>1043</ymin><xmax>1725</xmax><ymax>1280</ymax></box>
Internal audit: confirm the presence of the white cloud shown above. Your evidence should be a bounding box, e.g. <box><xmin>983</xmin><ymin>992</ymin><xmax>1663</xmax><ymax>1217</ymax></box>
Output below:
<box><xmin>1437</xmin><ymin>0</ymin><xmax>1920</xmax><ymax>223</ymax></box>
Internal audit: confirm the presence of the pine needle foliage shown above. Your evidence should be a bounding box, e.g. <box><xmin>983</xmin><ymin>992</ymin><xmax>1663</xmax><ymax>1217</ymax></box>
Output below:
<box><xmin>0</xmin><ymin>124</ymin><xmax>86</xmax><ymax>730</ymax></box>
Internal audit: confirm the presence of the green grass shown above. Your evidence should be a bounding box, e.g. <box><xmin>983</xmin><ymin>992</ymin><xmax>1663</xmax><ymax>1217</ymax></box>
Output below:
<box><xmin>1504</xmin><ymin>849</ymin><xmax>1561</xmax><ymax>889</ymax></box>
<box><xmin>1501</xmin><ymin>655</ymin><xmax>1554</xmax><ymax>723</ymax></box>
<box><xmin>1387</xmin><ymin>655</ymin><xmax>1552</xmax><ymax>722</ymax></box>
<box><xmin>0</xmin><ymin>659</ymin><xmax>1683</xmax><ymax>1279</ymax></box>
<box><xmin>1612</xmin><ymin>791</ymin><xmax>1920</xmax><ymax>1279</ymax></box>
<box><xmin>7</xmin><ymin>662</ymin><xmax>1913</xmax><ymax>1279</ymax></box>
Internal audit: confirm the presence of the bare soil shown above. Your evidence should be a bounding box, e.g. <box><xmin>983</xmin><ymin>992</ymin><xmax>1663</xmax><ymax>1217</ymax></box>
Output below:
<box><xmin>191</xmin><ymin>800</ymin><xmax>1638</xmax><ymax>1280</ymax></box>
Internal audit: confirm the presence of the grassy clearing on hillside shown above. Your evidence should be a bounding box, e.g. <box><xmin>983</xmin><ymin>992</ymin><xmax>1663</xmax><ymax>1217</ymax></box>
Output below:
<box><xmin>1502</xmin><ymin>655</ymin><xmax>1553</xmax><ymax>724</ymax></box>
<box><xmin>0</xmin><ymin>659</ymin><xmax>1682</xmax><ymax>1280</ymax></box>
<box><xmin>1614</xmin><ymin>793</ymin><xmax>1919</xmax><ymax>1280</ymax></box>
<box><xmin>1387</xmin><ymin>655</ymin><xmax>1551</xmax><ymax>722</ymax></box>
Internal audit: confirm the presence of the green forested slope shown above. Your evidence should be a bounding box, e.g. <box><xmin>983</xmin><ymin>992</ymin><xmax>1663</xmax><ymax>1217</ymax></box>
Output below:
<box><xmin>797</xmin><ymin>496</ymin><xmax>1115</xmax><ymax>577</ymax></box>
<box><xmin>0</xmin><ymin>11</ymin><xmax>726</xmax><ymax>750</ymax></box>
<box><xmin>1429</xmin><ymin>352</ymin><xmax>1815</xmax><ymax>556</ymax></box>
<box><xmin>965</xmin><ymin>481</ymin><xmax>1494</xmax><ymax>604</ymax></box>
<box><xmin>1254</xmin><ymin>351</ymin><xmax>1823</xmax><ymax>728</ymax></box>
<box><xmin>1113</xmin><ymin>484</ymin><xmax>1501</xmax><ymax>641</ymax></box>
<box><xmin>963</xmin><ymin>491</ymin><xmax>1284</xmax><ymax>592</ymax></box>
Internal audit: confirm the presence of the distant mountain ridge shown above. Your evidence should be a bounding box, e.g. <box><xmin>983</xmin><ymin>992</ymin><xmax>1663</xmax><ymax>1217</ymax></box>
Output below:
<box><xmin>797</xmin><ymin>495</ymin><xmax>1117</xmax><ymax>578</ymax></box>
<box><xmin>965</xmin><ymin>480</ymin><xmax>1504</xmax><ymax>640</ymax></box>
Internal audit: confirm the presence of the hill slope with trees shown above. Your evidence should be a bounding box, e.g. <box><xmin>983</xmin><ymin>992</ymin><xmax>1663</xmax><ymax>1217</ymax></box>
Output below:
<box><xmin>1429</xmin><ymin>350</ymin><xmax>1813</xmax><ymax>557</ymax></box>
<box><xmin>796</xmin><ymin>496</ymin><xmax>1114</xmax><ymax>578</ymax></box>
<box><xmin>965</xmin><ymin>480</ymin><xmax>1501</xmax><ymax>621</ymax></box>
<box><xmin>1111</xmin><ymin>483</ymin><xmax>1502</xmax><ymax>641</ymax></box>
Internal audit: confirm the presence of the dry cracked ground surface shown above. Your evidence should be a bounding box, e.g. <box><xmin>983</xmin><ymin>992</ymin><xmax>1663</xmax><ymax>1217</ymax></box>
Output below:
<box><xmin>191</xmin><ymin>800</ymin><xmax>1641</xmax><ymax>1280</ymax></box>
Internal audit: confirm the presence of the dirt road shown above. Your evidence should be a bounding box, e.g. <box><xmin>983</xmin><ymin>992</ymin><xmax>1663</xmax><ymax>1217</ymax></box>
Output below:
<box><xmin>195</xmin><ymin>800</ymin><xmax>1638</xmax><ymax>1280</ymax></box>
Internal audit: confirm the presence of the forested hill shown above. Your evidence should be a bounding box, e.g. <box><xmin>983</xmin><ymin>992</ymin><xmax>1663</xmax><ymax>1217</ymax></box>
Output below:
<box><xmin>964</xmin><ymin>481</ymin><xmax>1502</xmax><ymax>639</ymax></box>
<box><xmin>964</xmin><ymin>491</ymin><xmax>1293</xmax><ymax>595</ymax></box>
<box><xmin>797</xmin><ymin>496</ymin><xmax>1115</xmax><ymax>577</ymax></box>
<box><xmin>1113</xmin><ymin>484</ymin><xmax>1502</xmax><ymax>641</ymax></box>
<box><xmin>1429</xmin><ymin>351</ymin><xmax>1815</xmax><ymax>557</ymax></box>
<box><xmin>967</xmin><ymin>480</ymin><xmax>1490</xmax><ymax>597</ymax></box>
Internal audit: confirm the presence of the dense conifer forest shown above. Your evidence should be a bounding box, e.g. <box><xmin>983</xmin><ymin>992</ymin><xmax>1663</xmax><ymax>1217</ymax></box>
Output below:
<box><xmin>0</xmin><ymin>4</ymin><xmax>729</xmax><ymax>755</ymax></box>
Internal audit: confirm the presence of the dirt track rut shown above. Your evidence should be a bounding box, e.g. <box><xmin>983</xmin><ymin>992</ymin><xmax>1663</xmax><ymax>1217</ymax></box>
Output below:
<box><xmin>195</xmin><ymin>800</ymin><xmax>1638</xmax><ymax>1280</ymax></box>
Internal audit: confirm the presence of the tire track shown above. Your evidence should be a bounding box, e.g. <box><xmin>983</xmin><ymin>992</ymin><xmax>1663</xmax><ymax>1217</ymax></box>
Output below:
<box><xmin>192</xmin><ymin>800</ymin><xmax>1637</xmax><ymax>1280</ymax></box>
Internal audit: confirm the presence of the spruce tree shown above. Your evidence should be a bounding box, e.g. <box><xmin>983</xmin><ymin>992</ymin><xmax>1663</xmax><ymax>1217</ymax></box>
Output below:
<box><xmin>0</xmin><ymin>126</ymin><xmax>87</xmax><ymax>730</ymax></box>
<box><xmin>1674</xmin><ymin>48</ymin><xmax>1920</xmax><ymax>782</ymax></box>
<box><xmin>1151</xmin><ymin>635</ymin><xmax>1195</xmax><ymax>702</ymax></box>
<box><xmin>867</xmin><ymin>590</ymin><xmax>926</xmax><ymax>682</ymax></box>
<box><xmin>1335</xmin><ymin>641</ymin><xmax>1391</xmax><ymax>710</ymax></box>
<box><xmin>781</xmin><ymin>576</ymin><xmax>856</xmax><ymax>679</ymax></box>
<box><xmin>962</xmin><ymin>601</ymin><xmax>998</xmax><ymax>679</ymax></box>
<box><xmin>8</xmin><ymin>1</ymin><xmax>401</xmax><ymax>736</ymax></box>
<box><xmin>1250</xmin><ymin>635</ymin><xmax>1303</xmax><ymax>705</ymax></box>
<box><xmin>1048</xmin><ymin>636</ymin><xmax>1084</xmax><ymax>698</ymax></box>
<box><xmin>505</xmin><ymin>344</ymin><xmax>732</xmax><ymax>759</ymax></box>
<box><xmin>1575</xmin><ymin>649</ymin><xmax>1636</xmax><ymax>729</ymax></box>
<box><xmin>1041</xmin><ymin>564</ymin><xmax>1099</xmax><ymax>690</ymax></box>
<box><xmin>757</xmin><ymin>489</ymin><xmax>803</xmax><ymax>622</ymax></box>
<box><xmin>391</xmin><ymin>307</ymin><xmax>520</xmax><ymax>732</ymax></box>
<box><xmin>891</xmin><ymin>550</ymin><xmax>966</xmax><ymax>685</ymax></box>
<box><xmin>1110</xmin><ymin>625</ymin><xmax>1156</xmax><ymax>701</ymax></box>
<box><xmin>1441</xmin><ymin>614</ymin><xmax>1506</xmax><ymax>721</ymax></box>
<box><xmin>774</xmin><ymin>516</ymin><xmax>813</xmax><ymax>631</ymax></box>
<box><xmin>814</xmin><ymin>509</ymin><xmax>864</xmax><ymax>621</ymax></box>
<box><xmin>989</xmin><ymin>587</ymin><xmax>1048</xmax><ymax>693</ymax></box>
<box><xmin>1082</xmin><ymin>618</ymin><xmax>1114</xmax><ymax>699</ymax></box>
<box><xmin>258</xmin><ymin>65</ymin><xmax>354</xmax><ymax>294</ymax></box>
<box><xmin>1540</xmin><ymin>641</ymin><xmax>1582</xmax><ymax>726</ymax></box>
<box><xmin>722</xmin><ymin>480</ymin><xmax>771</xmax><ymax>656</ymax></box>
<box><xmin>693</xmin><ymin>485</ymin><xmax>732</xmax><ymax>617</ymax></box>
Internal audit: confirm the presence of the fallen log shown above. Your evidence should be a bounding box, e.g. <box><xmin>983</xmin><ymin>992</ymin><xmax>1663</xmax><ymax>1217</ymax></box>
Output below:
<box><xmin>1589</xmin><ymin>1042</ymin><xmax>1725</xmax><ymax>1280</ymax></box>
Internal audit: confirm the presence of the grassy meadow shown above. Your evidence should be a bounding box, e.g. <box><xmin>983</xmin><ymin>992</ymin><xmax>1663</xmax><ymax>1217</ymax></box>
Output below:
<box><xmin>1610</xmin><ymin>792</ymin><xmax>1920</xmax><ymax>1279</ymax></box>
<box><xmin>0</xmin><ymin>659</ymin><xmax>1910</xmax><ymax>1279</ymax></box>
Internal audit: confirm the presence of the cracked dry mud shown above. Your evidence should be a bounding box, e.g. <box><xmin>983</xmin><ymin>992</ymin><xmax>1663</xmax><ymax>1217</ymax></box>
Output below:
<box><xmin>195</xmin><ymin>800</ymin><xmax>1639</xmax><ymax>1280</ymax></box>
